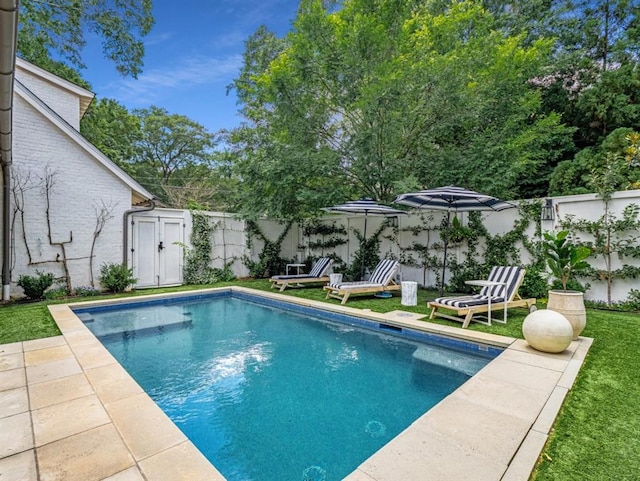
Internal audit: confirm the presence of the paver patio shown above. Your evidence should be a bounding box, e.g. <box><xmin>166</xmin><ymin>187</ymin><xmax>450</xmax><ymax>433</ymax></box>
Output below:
<box><xmin>0</xmin><ymin>287</ymin><xmax>592</xmax><ymax>481</ymax></box>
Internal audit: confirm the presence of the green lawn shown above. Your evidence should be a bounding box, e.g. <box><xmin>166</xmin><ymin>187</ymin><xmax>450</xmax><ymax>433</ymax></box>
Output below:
<box><xmin>1</xmin><ymin>280</ymin><xmax>638</xmax><ymax>480</ymax></box>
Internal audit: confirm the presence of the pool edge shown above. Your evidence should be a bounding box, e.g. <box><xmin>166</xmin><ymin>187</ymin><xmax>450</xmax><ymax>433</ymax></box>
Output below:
<box><xmin>3</xmin><ymin>287</ymin><xmax>591</xmax><ymax>481</ymax></box>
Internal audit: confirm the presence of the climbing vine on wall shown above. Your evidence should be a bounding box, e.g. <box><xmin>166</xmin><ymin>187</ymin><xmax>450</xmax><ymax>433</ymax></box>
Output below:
<box><xmin>397</xmin><ymin>212</ymin><xmax>441</xmax><ymax>287</ymax></box>
<box><xmin>183</xmin><ymin>211</ymin><xmax>215</xmax><ymax>284</ymax></box>
<box><xmin>302</xmin><ymin>220</ymin><xmax>347</xmax><ymax>253</ymax></box>
<box><xmin>343</xmin><ymin>222</ymin><xmax>389</xmax><ymax>281</ymax></box>
<box><xmin>300</xmin><ymin>220</ymin><xmax>348</xmax><ymax>272</ymax></box>
<box><xmin>243</xmin><ymin>220</ymin><xmax>293</xmax><ymax>278</ymax></box>
<box><xmin>392</xmin><ymin>201</ymin><xmax>548</xmax><ymax>298</ymax></box>
<box><xmin>560</xmin><ymin>204</ymin><xmax>640</xmax><ymax>306</ymax></box>
<box><xmin>183</xmin><ymin>211</ymin><xmax>236</xmax><ymax>284</ymax></box>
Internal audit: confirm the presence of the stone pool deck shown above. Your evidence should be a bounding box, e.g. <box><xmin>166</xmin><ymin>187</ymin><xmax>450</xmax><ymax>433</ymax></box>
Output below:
<box><xmin>0</xmin><ymin>287</ymin><xmax>592</xmax><ymax>481</ymax></box>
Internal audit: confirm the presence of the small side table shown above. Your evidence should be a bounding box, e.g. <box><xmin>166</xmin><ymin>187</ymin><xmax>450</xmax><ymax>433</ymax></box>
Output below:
<box><xmin>464</xmin><ymin>279</ymin><xmax>507</xmax><ymax>325</ymax></box>
<box><xmin>401</xmin><ymin>281</ymin><xmax>418</xmax><ymax>306</ymax></box>
<box><xmin>286</xmin><ymin>263</ymin><xmax>305</xmax><ymax>275</ymax></box>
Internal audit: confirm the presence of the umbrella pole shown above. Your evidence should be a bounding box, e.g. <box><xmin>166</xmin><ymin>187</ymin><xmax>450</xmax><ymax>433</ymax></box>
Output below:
<box><xmin>361</xmin><ymin>214</ymin><xmax>368</xmax><ymax>280</ymax></box>
<box><xmin>440</xmin><ymin>211</ymin><xmax>451</xmax><ymax>297</ymax></box>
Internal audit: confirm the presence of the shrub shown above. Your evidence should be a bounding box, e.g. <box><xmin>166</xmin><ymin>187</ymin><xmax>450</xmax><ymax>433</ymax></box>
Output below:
<box><xmin>74</xmin><ymin>286</ymin><xmax>102</xmax><ymax>297</ymax></box>
<box><xmin>622</xmin><ymin>289</ymin><xmax>640</xmax><ymax>311</ymax></box>
<box><xmin>44</xmin><ymin>286</ymin><xmax>69</xmax><ymax>300</ymax></box>
<box><xmin>519</xmin><ymin>265</ymin><xmax>550</xmax><ymax>299</ymax></box>
<box><xmin>99</xmin><ymin>263</ymin><xmax>136</xmax><ymax>293</ymax></box>
<box><xmin>17</xmin><ymin>271</ymin><xmax>54</xmax><ymax>300</ymax></box>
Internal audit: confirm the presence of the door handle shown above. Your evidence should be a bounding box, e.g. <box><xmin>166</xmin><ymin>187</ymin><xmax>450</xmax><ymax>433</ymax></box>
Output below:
<box><xmin>158</xmin><ymin>241</ymin><xmax>164</xmax><ymax>252</ymax></box>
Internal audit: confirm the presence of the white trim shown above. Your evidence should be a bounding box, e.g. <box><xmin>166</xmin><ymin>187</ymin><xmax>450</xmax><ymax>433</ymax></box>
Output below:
<box><xmin>15</xmin><ymin>81</ymin><xmax>153</xmax><ymax>202</ymax></box>
<box><xmin>550</xmin><ymin>189</ymin><xmax>640</xmax><ymax>204</ymax></box>
<box><xmin>15</xmin><ymin>57</ymin><xmax>94</xmax><ymax>116</ymax></box>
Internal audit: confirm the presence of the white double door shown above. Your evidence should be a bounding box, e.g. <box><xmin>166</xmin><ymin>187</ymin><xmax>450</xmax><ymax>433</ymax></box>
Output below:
<box><xmin>132</xmin><ymin>215</ymin><xmax>184</xmax><ymax>287</ymax></box>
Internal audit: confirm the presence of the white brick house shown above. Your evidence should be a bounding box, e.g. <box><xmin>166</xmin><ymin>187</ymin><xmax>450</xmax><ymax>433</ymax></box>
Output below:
<box><xmin>0</xmin><ymin>58</ymin><xmax>155</xmax><ymax>296</ymax></box>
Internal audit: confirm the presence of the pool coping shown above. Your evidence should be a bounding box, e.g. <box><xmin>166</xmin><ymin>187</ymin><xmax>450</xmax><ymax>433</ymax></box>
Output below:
<box><xmin>0</xmin><ymin>286</ymin><xmax>593</xmax><ymax>481</ymax></box>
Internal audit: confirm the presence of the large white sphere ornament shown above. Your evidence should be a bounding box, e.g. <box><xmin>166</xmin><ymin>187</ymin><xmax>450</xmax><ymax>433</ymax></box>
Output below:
<box><xmin>522</xmin><ymin>309</ymin><xmax>573</xmax><ymax>353</ymax></box>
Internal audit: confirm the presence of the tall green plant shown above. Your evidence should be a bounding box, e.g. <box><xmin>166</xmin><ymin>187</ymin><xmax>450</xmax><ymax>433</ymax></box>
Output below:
<box><xmin>542</xmin><ymin>230</ymin><xmax>592</xmax><ymax>291</ymax></box>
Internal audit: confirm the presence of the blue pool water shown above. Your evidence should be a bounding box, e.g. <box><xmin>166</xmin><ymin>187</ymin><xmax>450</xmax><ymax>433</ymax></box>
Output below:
<box><xmin>78</xmin><ymin>293</ymin><xmax>497</xmax><ymax>481</ymax></box>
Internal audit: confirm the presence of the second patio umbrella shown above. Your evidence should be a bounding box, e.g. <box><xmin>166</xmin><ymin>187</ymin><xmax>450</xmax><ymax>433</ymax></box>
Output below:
<box><xmin>322</xmin><ymin>198</ymin><xmax>406</xmax><ymax>279</ymax></box>
<box><xmin>394</xmin><ymin>185</ymin><xmax>516</xmax><ymax>296</ymax></box>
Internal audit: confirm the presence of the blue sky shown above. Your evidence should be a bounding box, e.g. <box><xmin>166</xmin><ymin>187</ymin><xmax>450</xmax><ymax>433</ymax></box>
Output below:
<box><xmin>81</xmin><ymin>0</ymin><xmax>300</xmax><ymax>134</ymax></box>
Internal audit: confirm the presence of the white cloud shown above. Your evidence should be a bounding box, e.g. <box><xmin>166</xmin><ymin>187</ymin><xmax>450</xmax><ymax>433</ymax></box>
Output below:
<box><xmin>107</xmin><ymin>54</ymin><xmax>243</xmax><ymax>105</ymax></box>
<box><xmin>144</xmin><ymin>31</ymin><xmax>174</xmax><ymax>46</ymax></box>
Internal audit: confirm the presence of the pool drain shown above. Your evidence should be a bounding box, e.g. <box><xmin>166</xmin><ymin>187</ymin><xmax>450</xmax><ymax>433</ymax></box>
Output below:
<box><xmin>302</xmin><ymin>465</ymin><xmax>326</xmax><ymax>481</ymax></box>
<box><xmin>365</xmin><ymin>420</ymin><xmax>387</xmax><ymax>438</ymax></box>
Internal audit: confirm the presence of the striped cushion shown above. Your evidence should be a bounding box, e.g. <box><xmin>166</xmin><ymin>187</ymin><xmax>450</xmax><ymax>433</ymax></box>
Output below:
<box><xmin>479</xmin><ymin>266</ymin><xmax>522</xmax><ymax>301</ymax></box>
<box><xmin>332</xmin><ymin>281</ymin><xmax>382</xmax><ymax>289</ymax></box>
<box><xmin>328</xmin><ymin>259</ymin><xmax>398</xmax><ymax>289</ymax></box>
<box><xmin>369</xmin><ymin>259</ymin><xmax>398</xmax><ymax>285</ymax></box>
<box><xmin>434</xmin><ymin>266</ymin><xmax>523</xmax><ymax>308</ymax></box>
<box><xmin>272</xmin><ymin>274</ymin><xmax>316</xmax><ymax>281</ymax></box>
<box><xmin>435</xmin><ymin>294</ymin><xmax>504</xmax><ymax>308</ymax></box>
<box><xmin>309</xmin><ymin>257</ymin><xmax>332</xmax><ymax>277</ymax></box>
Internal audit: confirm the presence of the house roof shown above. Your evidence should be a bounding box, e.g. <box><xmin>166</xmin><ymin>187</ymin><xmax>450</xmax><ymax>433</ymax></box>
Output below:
<box><xmin>15</xmin><ymin>57</ymin><xmax>95</xmax><ymax>118</ymax></box>
<box><xmin>16</xmin><ymin>79</ymin><xmax>154</xmax><ymax>204</ymax></box>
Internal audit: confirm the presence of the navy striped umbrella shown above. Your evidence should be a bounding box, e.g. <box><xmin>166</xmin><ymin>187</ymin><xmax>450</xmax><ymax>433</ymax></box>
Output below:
<box><xmin>323</xmin><ymin>198</ymin><xmax>406</xmax><ymax>279</ymax></box>
<box><xmin>394</xmin><ymin>186</ymin><xmax>516</xmax><ymax>295</ymax></box>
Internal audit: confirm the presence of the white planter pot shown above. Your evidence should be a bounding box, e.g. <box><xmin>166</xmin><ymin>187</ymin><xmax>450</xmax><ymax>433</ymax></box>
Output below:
<box><xmin>547</xmin><ymin>290</ymin><xmax>587</xmax><ymax>340</ymax></box>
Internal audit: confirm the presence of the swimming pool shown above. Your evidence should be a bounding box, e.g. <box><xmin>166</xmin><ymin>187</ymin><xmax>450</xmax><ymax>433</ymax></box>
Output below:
<box><xmin>75</xmin><ymin>291</ymin><xmax>500</xmax><ymax>481</ymax></box>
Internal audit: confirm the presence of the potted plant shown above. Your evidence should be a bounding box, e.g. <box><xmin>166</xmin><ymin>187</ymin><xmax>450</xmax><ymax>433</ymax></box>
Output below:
<box><xmin>542</xmin><ymin>230</ymin><xmax>592</xmax><ymax>339</ymax></box>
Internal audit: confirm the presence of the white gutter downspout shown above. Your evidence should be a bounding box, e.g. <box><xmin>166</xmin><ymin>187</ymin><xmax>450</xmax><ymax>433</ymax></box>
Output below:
<box><xmin>0</xmin><ymin>0</ymin><xmax>19</xmax><ymax>301</ymax></box>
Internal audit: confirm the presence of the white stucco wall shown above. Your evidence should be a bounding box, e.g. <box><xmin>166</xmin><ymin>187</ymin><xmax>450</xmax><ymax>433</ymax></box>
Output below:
<box><xmin>9</xmin><ymin>95</ymin><xmax>131</xmax><ymax>291</ymax></box>
<box><xmin>276</xmin><ymin>191</ymin><xmax>640</xmax><ymax>303</ymax></box>
<box><xmin>15</xmin><ymin>65</ymin><xmax>84</xmax><ymax>130</ymax></box>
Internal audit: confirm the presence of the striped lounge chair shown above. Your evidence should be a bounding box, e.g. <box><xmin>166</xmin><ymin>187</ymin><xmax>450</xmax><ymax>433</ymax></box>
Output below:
<box><xmin>270</xmin><ymin>257</ymin><xmax>333</xmax><ymax>292</ymax></box>
<box><xmin>428</xmin><ymin>266</ymin><xmax>536</xmax><ymax>328</ymax></box>
<box><xmin>323</xmin><ymin>259</ymin><xmax>400</xmax><ymax>305</ymax></box>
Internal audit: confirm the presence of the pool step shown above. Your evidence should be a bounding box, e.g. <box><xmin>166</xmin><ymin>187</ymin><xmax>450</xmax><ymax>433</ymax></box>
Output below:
<box><xmin>412</xmin><ymin>345</ymin><xmax>488</xmax><ymax>376</ymax></box>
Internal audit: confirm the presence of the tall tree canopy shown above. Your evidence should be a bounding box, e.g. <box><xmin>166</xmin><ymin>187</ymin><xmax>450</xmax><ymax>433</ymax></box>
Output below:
<box><xmin>17</xmin><ymin>0</ymin><xmax>154</xmax><ymax>79</ymax></box>
<box><xmin>228</xmin><ymin>0</ymin><xmax>573</xmax><ymax>222</ymax></box>
<box><xmin>129</xmin><ymin>106</ymin><xmax>219</xmax><ymax>205</ymax></box>
<box><xmin>81</xmin><ymin>98</ymin><xmax>142</xmax><ymax>168</ymax></box>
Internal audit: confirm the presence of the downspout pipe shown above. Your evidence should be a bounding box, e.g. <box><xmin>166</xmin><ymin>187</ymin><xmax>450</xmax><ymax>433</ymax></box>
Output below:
<box><xmin>122</xmin><ymin>198</ymin><xmax>156</xmax><ymax>266</ymax></box>
<box><xmin>0</xmin><ymin>0</ymin><xmax>19</xmax><ymax>301</ymax></box>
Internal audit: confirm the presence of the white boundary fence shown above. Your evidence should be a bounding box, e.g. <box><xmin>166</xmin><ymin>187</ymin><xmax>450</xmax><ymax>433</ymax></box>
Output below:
<box><xmin>183</xmin><ymin>190</ymin><xmax>640</xmax><ymax>303</ymax></box>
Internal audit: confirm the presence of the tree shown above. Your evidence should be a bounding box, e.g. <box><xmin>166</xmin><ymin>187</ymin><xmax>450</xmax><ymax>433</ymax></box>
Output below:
<box><xmin>17</xmin><ymin>0</ymin><xmax>154</xmax><ymax>78</ymax></box>
<box><xmin>80</xmin><ymin>98</ymin><xmax>142</xmax><ymax>170</ymax></box>
<box><xmin>560</xmin><ymin>0</ymin><xmax>640</xmax><ymax>72</ymax></box>
<box><xmin>229</xmin><ymin>0</ymin><xmax>573</xmax><ymax>211</ymax></box>
<box><xmin>534</xmin><ymin>0</ymin><xmax>640</xmax><ymax>149</ymax></box>
<box><xmin>161</xmin><ymin>162</ymin><xmax>240</xmax><ymax>211</ymax></box>
<box><xmin>132</xmin><ymin>106</ymin><xmax>218</xmax><ymax>204</ymax></box>
<box><xmin>227</xmin><ymin>25</ymin><xmax>349</xmax><ymax>222</ymax></box>
<box><xmin>550</xmin><ymin>128</ymin><xmax>640</xmax><ymax>195</ymax></box>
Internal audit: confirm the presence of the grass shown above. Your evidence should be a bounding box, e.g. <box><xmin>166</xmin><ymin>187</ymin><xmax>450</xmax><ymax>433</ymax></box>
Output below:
<box><xmin>1</xmin><ymin>280</ymin><xmax>638</xmax><ymax>480</ymax></box>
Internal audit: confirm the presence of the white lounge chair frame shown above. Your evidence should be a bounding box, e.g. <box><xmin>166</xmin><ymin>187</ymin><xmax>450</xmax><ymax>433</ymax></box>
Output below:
<box><xmin>323</xmin><ymin>259</ymin><xmax>400</xmax><ymax>304</ymax></box>
<box><xmin>428</xmin><ymin>266</ymin><xmax>536</xmax><ymax>328</ymax></box>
